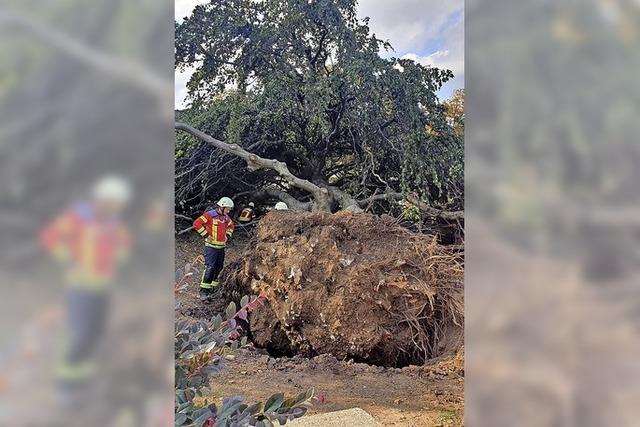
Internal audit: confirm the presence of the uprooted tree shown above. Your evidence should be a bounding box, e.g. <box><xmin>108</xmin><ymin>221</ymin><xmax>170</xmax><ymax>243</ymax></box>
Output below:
<box><xmin>175</xmin><ymin>0</ymin><xmax>463</xmax><ymax>221</ymax></box>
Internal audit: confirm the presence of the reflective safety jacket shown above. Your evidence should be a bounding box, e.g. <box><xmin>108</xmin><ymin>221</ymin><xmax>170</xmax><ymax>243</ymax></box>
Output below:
<box><xmin>39</xmin><ymin>203</ymin><xmax>130</xmax><ymax>289</ymax></box>
<box><xmin>238</xmin><ymin>207</ymin><xmax>256</xmax><ymax>223</ymax></box>
<box><xmin>193</xmin><ymin>208</ymin><xmax>234</xmax><ymax>248</ymax></box>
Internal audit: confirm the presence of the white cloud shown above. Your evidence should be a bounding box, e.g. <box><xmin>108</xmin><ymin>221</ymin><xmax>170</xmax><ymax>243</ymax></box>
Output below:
<box><xmin>175</xmin><ymin>0</ymin><xmax>203</xmax><ymax>22</ymax></box>
<box><xmin>357</xmin><ymin>0</ymin><xmax>463</xmax><ymax>53</ymax></box>
<box><xmin>175</xmin><ymin>67</ymin><xmax>194</xmax><ymax>110</ymax></box>
<box><xmin>400</xmin><ymin>10</ymin><xmax>464</xmax><ymax>97</ymax></box>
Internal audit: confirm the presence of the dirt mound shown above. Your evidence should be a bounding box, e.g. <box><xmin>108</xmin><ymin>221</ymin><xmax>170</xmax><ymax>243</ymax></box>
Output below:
<box><xmin>224</xmin><ymin>210</ymin><xmax>463</xmax><ymax>367</ymax></box>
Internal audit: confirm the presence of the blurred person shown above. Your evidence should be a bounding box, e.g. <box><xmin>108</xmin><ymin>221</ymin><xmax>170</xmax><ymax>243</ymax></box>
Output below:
<box><xmin>237</xmin><ymin>202</ymin><xmax>257</xmax><ymax>224</ymax></box>
<box><xmin>143</xmin><ymin>197</ymin><xmax>173</xmax><ymax>232</ymax></box>
<box><xmin>192</xmin><ymin>197</ymin><xmax>235</xmax><ymax>302</ymax></box>
<box><xmin>38</xmin><ymin>175</ymin><xmax>132</xmax><ymax>403</ymax></box>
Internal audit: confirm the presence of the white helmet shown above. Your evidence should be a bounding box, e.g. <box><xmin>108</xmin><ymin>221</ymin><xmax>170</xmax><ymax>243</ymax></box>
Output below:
<box><xmin>92</xmin><ymin>175</ymin><xmax>132</xmax><ymax>203</ymax></box>
<box><xmin>217</xmin><ymin>197</ymin><xmax>234</xmax><ymax>208</ymax></box>
<box><xmin>274</xmin><ymin>201</ymin><xmax>288</xmax><ymax>210</ymax></box>
<box><xmin>248</xmin><ymin>202</ymin><xmax>255</xmax><ymax>208</ymax></box>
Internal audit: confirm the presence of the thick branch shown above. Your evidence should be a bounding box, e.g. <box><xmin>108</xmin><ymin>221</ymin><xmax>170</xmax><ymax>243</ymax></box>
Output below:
<box><xmin>406</xmin><ymin>194</ymin><xmax>464</xmax><ymax>221</ymax></box>
<box><xmin>175</xmin><ymin>122</ymin><xmax>330</xmax><ymax>210</ymax></box>
<box><xmin>326</xmin><ymin>186</ymin><xmax>363</xmax><ymax>213</ymax></box>
<box><xmin>356</xmin><ymin>192</ymin><xmax>464</xmax><ymax>220</ymax></box>
<box><xmin>252</xmin><ymin>189</ymin><xmax>312</xmax><ymax>211</ymax></box>
<box><xmin>0</xmin><ymin>8</ymin><xmax>170</xmax><ymax>105</ymax></box>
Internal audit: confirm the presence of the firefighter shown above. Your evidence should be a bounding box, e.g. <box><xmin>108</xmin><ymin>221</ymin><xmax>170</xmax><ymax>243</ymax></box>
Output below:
<box><xmin>274</xmin><ymin>201</ymin><xmax>289</xmax><ymax>210</ymax></box>
<box><xmin>238</xmin><ymin>202</ymin><xmax>257</xmax><ymax>224</ymax></box>
<box><xmin>192</xmin><ymin>197</ymin><xmax>235</xmax><ymax>301</ymax></box>
<box><xmin>39</xmin><ymin>175</ymin><xmax>132</xmax><ymax>399</ymax></box>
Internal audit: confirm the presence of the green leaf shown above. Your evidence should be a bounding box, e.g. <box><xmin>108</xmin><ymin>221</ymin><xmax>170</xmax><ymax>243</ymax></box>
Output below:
<box><xmin>244</xmin><ymin>402</ymin><xmax>262</xmax><ymax>415</ymax></box>
<box><xmin>293</xmin><ymin>391</ymin><xmax>307</xmax><ymax>405</ymax></box>
<box><xmin>226</xmin><ymin>302</ymin><xmax>237</xmax><ymax>320</ymax></box>
<box><xmin>201</xmin><ymin>340</ymin><xmax>217</xmax><ymax>353</ymax></box>
<box><xmin>212</xmin><ymin>314</ymin><xmax>223</xmax><ymax>330</ymax></box>
<box><xmin>177</xmin><ymin>402</ymin><xmax>193</xmax><ymax>413</ymax></box>
<box><xmin>290</xmin><ymin>407</ymin><xmax>307</xmax><ymax>418</ymax></box>
<box><xmin>281</xmin><ymin>397</ymin><xmax>296</xmax><ymax>408</ymax></box>
<box><xmin>263</xmin><ymin>393</ymin><xmax>285</xmax><ymax>414</ymax></box>
<box><xmin>305</xmin><ymin>387</ymin><xmax>315</xmax><ymax>400</ymax></box>
<box><xmin>240</xmin><ymin>295</ymin><xmax>249</xmax><ymax>307</ymax></box>
<box><xmin>175</xmin><ymin>413</ymin><xmax>188</xmax><ymax>426</ymax></box>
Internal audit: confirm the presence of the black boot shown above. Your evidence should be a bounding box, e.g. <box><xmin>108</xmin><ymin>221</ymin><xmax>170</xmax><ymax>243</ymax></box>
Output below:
<box><xmin>199</xmin><ymin>287</ymin><xmax>212</xmax><ymax>302</ymax></box>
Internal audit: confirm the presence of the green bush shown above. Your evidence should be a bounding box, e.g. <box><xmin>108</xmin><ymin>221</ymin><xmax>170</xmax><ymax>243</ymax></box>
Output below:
<box><xmin>175</xmin><ymin>294</ymin><xmax>315</xmax><ymax>427</ymax></box>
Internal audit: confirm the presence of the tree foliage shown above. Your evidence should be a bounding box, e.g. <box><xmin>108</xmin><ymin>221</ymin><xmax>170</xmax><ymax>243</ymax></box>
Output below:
<box><xmin>443</xmin><ymin>89</ymin><xmax>464</xmax><ymax>139</ymax></box>
<box><xmin>175</xmin><ymin>0</ymin><xmax>463</xmax><ymax>216</ymax></box>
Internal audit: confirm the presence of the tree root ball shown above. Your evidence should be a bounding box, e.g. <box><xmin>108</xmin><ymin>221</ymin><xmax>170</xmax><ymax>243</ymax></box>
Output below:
<box><xmin>223</xmin><ymin>210</ymin><xmax>464</xmax><ymax>367</ymax></box>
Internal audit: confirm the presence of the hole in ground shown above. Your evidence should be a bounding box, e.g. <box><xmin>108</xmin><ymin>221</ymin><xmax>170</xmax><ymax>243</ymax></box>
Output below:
<box><xmin>246</xmin><ymin>328</ymin><xmax>432</xmax><ymax>368</ymax></box>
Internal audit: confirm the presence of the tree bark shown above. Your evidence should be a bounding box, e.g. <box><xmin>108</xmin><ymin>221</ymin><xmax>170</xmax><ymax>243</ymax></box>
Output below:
<box><xmin>252</xmin><ymin>188</ymin><xmax>313</xmax><ymax>211</ymax></box>
<box><xmin>355</xmin><ymin>191</ymin><xmax>464</xmax><ymax>220</ymax></box>
<box><xmin>175</xmin><ymin>122</ymin><xmax>331</xmax><ymax>211</ymax></box>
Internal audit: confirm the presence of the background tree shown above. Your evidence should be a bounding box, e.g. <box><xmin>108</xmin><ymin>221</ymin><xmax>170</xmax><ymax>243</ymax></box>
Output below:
<box><xmin>175</xmin><ymin>0</ymin><xmax>463</xmax><ymax>219</ymax></box>
<box><xmin>444</xmin><ymin>89</ymin><xmax>464</xmax><ymax>139</ymax></box>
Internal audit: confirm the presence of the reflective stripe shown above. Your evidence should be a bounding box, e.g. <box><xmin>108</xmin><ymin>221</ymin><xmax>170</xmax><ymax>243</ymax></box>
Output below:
<box><xmin>205</xmin><ymin>220</ymin><xmax>227</xmax><ymax>246</ymax></box>
<box><xmin>205</xmin><ymin>242</ymin><xmax>225</xmax><ymax>248</ymax></box>
<box><xmin>66</xmin><ymin>270</ymin><xmax>110</xmax><ymax>291</ymax></box>
<box><xmin>200</xmin><ymin>281</ymin><xmax>218</xmax><ymax>289</ymax></box>
<box><xmin>56</xmin><ymin>360</ymin><xmax>95</xmax><ymax>381</ymax></box>
<box><xmin>200</xmin><ymin>215</ymin><xmax>208</xmax><ymax>223</ymax></box>
<box><xmin>52</xmin><ymin>245</ymin><xmax>69</xmax><ymax>261</ymax></box>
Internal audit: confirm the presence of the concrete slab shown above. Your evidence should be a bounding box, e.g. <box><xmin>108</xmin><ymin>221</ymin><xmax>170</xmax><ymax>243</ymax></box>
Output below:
<box><xmin>286</xmin><ymin>408</ymin><xmax>382</xmax><ymax>427</ymax></box>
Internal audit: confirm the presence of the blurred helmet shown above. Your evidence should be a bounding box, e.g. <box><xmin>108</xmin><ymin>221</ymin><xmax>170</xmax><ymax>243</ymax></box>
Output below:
<box><xmin>217</xmin><ymin>197</ymin><xmax>234</xmax><ymax>208</ymax></box>
<box><xmin>249</xmin><ymin>202</ymin><xmax>255</xmax><ymax>208</ymax></box>
<box><xmin>274</xmin><ymin>202</ymin><xmax>288</xmax><ymax>210</ymax></box>
<box><xmin>92</xmin><ymin>175</ymin><xmax>132</xmax><ymax>203</ymax></box>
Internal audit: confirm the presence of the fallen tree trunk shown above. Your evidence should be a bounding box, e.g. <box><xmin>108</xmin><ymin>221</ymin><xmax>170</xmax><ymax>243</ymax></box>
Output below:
<box><xmin>175</xmin><ymin>122</ymin><xmax>464</xmax><ymax>220</ymax></box>
<box><xmin>176</xmin><ymin>122</ymin><xmax>331</xmax><ymax>211</ymax></box>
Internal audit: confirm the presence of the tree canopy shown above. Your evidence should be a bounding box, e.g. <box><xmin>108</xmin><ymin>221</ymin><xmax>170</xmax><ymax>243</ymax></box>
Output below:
<box><xmin>175</xmin><ymin>0</ymin><xmax>463</xmax><ymax>217</ymax></box>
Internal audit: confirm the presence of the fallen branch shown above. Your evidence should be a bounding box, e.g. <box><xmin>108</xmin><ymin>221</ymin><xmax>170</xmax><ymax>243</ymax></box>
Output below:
<box><xmin>357</xmin><ymin>192</ymin><xmax>464</xmax><ymax>220</ymax></box>
<box><xmin>175</xmin><ymin>122</ymin><xmax>331</xmax><ymax>211</ymax></box>
<box><xmin>0</xmin><ymin>7</ymin><xmax>171</xmax><ymax>106</ymax></box>
<box><xmin>251</xmin><ymin>188</ymin><xmax>313</xmax><ymax>211</ymax></box>
<box><xmin>175</xmin><ymin>213</ymin><xmax>193</xmax><ymax>222</ymax></box>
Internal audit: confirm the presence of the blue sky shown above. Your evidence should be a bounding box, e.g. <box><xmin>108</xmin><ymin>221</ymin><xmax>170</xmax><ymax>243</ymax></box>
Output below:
<box><xmin>175</xmin><ymin>0</ymin><xmax>463</xmax><ymax>107</ymax></box>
